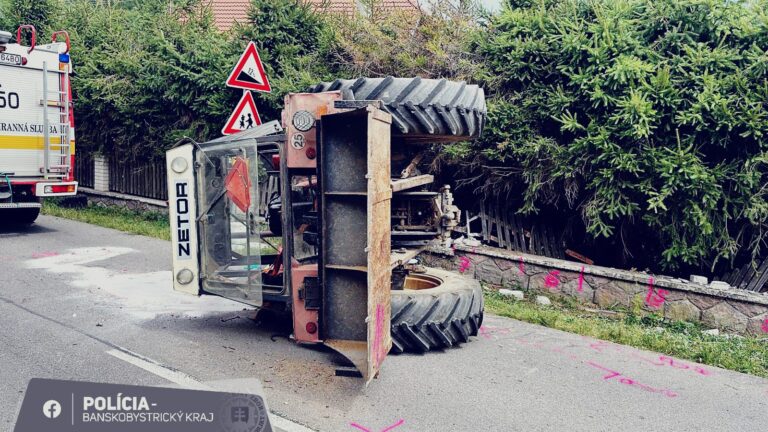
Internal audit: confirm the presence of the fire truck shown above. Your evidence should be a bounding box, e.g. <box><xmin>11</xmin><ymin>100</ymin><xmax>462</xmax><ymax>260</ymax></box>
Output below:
<box><xmin>0</xmin><ymin>26</ymin><xmax>77</xmax><ymax>224</ymax></box>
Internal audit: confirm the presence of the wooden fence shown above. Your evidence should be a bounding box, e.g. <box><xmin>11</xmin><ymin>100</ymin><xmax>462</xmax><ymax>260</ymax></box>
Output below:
<box><xmin>77</xmin><ymin>153</ymin><xmax>279</xmax><ymax>211</ymax></box>
<box><xmin>467</xmin><ymin>200</ymin><xmax>565</xmax><ymax>260</ymax></box>
<box><xmin>109</xmin><ymin>158</ymin><xmax>168</xmax><ymax>201</ymax></box>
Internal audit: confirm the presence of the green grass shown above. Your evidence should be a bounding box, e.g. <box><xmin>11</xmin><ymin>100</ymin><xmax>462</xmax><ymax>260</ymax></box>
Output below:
<box><xmin>42</xmin><ymin>201</ymin><xmax>171</xmax><ymax>240</ymax></box>
<box><xmin>485</xmin><ymin>291</ymin><xmax>768</xmax><ymax>378</ymax></box>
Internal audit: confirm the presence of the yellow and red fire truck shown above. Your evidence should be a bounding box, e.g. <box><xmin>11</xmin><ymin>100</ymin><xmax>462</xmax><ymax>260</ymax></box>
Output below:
<box><xmin>0</xmin><ymin>25</ymin><xmax>77</xmax><ymax>224</ymax></box>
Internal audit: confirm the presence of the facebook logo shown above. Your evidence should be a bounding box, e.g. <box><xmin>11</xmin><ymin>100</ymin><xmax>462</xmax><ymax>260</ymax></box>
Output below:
<box><xmin>42</xmin><ymin>400</ymin><xmax>61</xmax><ymax>419</ymax></box>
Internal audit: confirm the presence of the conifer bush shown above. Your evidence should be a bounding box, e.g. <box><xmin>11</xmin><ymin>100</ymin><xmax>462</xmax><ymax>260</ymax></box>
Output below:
<box><xmin>458</xmin><ymin>0</ymin><xmax>768</xmax><ymax>271</ymax></box>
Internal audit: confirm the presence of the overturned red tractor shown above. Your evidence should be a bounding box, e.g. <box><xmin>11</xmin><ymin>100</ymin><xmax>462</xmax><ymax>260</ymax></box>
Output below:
<box><xmin>166</xmin><ymin>78</ymin><xmax>487</xmax><ymax>382</ymax></box>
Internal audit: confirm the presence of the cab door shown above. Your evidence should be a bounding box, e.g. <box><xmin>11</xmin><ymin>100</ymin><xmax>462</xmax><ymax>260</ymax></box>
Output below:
<box><xmin>196</xmin><ymin>141</ymin><xmax>265</xmax><ymax>307</ymax></box>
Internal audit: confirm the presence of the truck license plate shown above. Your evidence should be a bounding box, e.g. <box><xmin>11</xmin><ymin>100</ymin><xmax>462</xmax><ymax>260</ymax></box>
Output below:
<box><xmin>0</xmin><ymin>53</ymin><xmax>22</xmax><ymax>66</ymax></box>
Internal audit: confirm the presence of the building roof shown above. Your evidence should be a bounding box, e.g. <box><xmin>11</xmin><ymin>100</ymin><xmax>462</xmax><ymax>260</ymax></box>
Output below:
<box><xmin>207</xmin><ymin>0</ymin><xmax>251</xmax><ymax>31</ymax></box>
<box><xmin>304</xmin><ymin>0</ymin><xmax>420</xmax><ymax>14</ymax></box>
<box><xmin>375</xmin><ymin>0</ymin><xmax>421</xmax><ymax>11</ymax></box>
<box><xmin>207</xmin><ymin>0</ymin><xmax>421</xmax><ymax>31</ymax></box>
<box><xmin>305</xmin><ymin>0</ymin><xmax>357</xmax><ymax>15</ymax></box>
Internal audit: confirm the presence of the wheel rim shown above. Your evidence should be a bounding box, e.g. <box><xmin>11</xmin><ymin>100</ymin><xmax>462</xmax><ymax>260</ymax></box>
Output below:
<box><xmin>403</xmin><ymin>273</ymin><xmax>442</xmax><ymax>291</ymax></box>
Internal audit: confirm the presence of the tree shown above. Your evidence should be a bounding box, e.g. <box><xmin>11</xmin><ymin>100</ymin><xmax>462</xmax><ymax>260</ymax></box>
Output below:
<box><xmin>1</xmin><ymin>0</ymin><xmax>60</xmax><ymax>39</ymax></box>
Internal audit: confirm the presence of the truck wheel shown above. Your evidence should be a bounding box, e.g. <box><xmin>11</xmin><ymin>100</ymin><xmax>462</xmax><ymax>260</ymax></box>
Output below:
<box><xmin>12</xmin><ymin>207</ymin><xmax>40</xmax><ymax>224</ymax></box>
<box><xmin>390</xmin><ymin>267</ymin><xmax>483</xmax><ymax>353</ymax></box>
<box><xmin>309</xmin><ymin>77</ymin><xmax>487</xmax><ymax>140</ymax></box>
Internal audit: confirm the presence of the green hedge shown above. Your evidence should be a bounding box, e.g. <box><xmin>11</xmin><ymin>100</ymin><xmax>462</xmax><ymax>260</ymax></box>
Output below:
<box><xmin>460</xmin><ymin>0</ymin><xmax>768</xmax><ymax>271</ymax></box>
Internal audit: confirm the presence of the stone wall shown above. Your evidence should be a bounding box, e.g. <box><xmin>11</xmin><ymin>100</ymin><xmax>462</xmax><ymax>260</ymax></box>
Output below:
<box><xmin>79</xmin><ymin>187</ymin><xmax>168</xmax><ymax>214</ymax></box>
<box><xmin>421</xmin><ymin>245</ymin><xmax>768</xmax><ymax>335</ymax></box>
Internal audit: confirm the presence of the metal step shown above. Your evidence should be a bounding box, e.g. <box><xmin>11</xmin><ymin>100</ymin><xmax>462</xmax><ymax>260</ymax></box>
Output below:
<box><xmin>0</xmin><ymin>202</ymin><xmax>42</xmax><ymax>209</ymax></box>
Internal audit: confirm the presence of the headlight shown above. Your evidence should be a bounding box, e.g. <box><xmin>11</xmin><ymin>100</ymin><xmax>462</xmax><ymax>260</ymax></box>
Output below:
<box><xmin>171</xmin><ymin>157</ymin><xmax>188</xmax><ymax>173</ymax></box>
<box><xmin>176</xmin><ymin>269</ymin><xmax>194</xmax><ymax>285</ymax></box>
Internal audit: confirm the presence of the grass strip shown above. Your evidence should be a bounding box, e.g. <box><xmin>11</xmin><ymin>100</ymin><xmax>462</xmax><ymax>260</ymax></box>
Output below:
<box><xmin>485</xmin><ymin>291</ymin><xmax>768</xmax><ymax>378</ymax></box>
<box><xmin>42</xmin><ymin>200</ymin><xmax>170</xmax><ymax>240</ymax></box>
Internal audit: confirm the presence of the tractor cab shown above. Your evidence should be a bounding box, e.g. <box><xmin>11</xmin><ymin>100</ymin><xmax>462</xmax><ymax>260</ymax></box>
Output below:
<box><xmin>166</xmin><ymin>97</ymin><xmax>394</xmax><ymax>383</ymax></box>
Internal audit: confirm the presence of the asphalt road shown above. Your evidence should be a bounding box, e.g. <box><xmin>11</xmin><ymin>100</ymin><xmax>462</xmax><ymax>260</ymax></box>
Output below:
<box><xmin>2</xmin><ymin>215</ymin><xmax>767</xmax><ymax>432</ymax></box>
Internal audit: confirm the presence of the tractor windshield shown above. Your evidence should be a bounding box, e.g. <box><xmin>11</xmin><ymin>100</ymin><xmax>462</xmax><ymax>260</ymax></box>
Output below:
<box><xmin>195</xmin><ymin>142</ymin><xmax>267</xmax><ymax>307</ymax></box>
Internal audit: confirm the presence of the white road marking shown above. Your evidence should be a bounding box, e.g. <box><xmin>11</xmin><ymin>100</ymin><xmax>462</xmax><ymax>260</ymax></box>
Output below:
<box><xmin>106</xmin><ymin>348</ymin><xmax>314</xmax><ymax>432</ymax></box>
<box><xmin>270</xmin><ymin>414</ymin><xmax>318</xmax><ymax>432</ymax></box>
<box><xmin>106</xmin><ymin>348</ymin><xmax>212</xmax><ymax>391</ymax></box>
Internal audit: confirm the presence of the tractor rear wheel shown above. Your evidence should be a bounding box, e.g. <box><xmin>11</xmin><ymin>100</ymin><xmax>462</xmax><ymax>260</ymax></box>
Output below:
<box><xmin>390</xmin><ymin>267</ymin><xmax>483</xmax><ymax>353</ymax></box>
<box><xmin>309</xmin><ymin>77</ymin><xmax>487</xmax><ymax>140</ymax></box>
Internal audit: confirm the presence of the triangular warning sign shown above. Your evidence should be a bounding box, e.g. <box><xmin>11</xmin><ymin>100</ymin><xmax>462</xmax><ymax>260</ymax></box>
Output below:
<box><xmin>222</xmin><ymin>91</ymin><xmax>263</xmax><ymax>135</ymax></box>
<box><xmin>225</xmin><ymin>157</ymin><xmax>251</xmax><ymax>213</ymax></box>
<box><xmin>226</xmin><ymin>41</ymin><xmax>272</xmax><ymax>92</ymax></box>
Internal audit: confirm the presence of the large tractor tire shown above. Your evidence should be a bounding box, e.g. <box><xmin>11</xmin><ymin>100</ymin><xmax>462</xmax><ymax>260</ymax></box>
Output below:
<box><xmin>390</xmin><ymin>267</ymin><xmax>484</xmax><ymax>353</ymax></box>
<box><xmin>309</xmin><ymin>77</ymin><xmax>487</xmax><ymax>140</ymax></box>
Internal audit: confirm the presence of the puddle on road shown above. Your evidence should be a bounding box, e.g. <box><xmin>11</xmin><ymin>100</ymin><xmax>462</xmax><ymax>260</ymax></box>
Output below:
<box><xmin>25</xmin><ymin>247</ymin><xmax>244</xmax><ymax>319</ymax></box>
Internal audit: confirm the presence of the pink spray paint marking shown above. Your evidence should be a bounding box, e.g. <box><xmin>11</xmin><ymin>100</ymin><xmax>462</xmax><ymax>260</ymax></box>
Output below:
<box><xmin>479</xmin><ymin>325</ymin><xmax>512</xmax><ymax>340</ymax></box>
<box><xmin>32</xmin><ymin>251</ymin><xmax>59</xmax><ymax>259</ymax></box>
<box><xmin>586</xmin><ymin>339</ymin><xmax>627</xmax><ymax>354</ymax></box>
<box><xmin>518</xmin><ymin>256</ymin><xmax>525</xmax><ymax>275</ymax></box>
<box><xmin>631</xmin><ymin>353</ymin><xmax>712</xmax><ymax>376</ymax></box>
<box><xmin>373</xmin><ymin>303</ymin><xmax>386</xmax><ymax>368</ymax></box>
<box><xmin>458</xmin><ymin>256</ymin><xmax>471</xmax><ymax>274</ymax></box>
<box><xmin>587</xmin><ymin>338</ymin><xmax>710</xmax><ymax>377</ymax></box>
<box><xmin>544</xmin><ymin>270</ymin><xmax>561</xmax><ymax>289</ymax></box>
<box><xmin>517</xmin><ymin>337</ymin><xmax>679</xmax><ymax>397</ymax></box>
<box><xmin>513</xmin><ymin>337</ymin><xmax>546</xmax><ymax>350</ymax></box>
<box><xmin>761</xmin><ymin>318</ymin><xmax>768</xmax><ymax>333</ymax></box>
<box><xmin>578</xmin><ymin>266</ymin><xmax>585</xmax><ymax>292</ymax></box>
<box><xmin>350</xmin><ymin>419</ymin><xmax>405</xmax><ymax>432</ymax></box>
<box><xmin>644</xmin><ymin>277</ymin><xmax>667</xmax><ymax>309</ymax></box>
<box><xmin>586</xmin><ymin>361</ymin><xmax>678</xmax><ymax>398</ymax></box>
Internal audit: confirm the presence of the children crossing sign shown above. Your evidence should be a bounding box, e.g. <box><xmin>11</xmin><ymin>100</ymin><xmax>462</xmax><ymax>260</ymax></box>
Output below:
<box><xmin>226</xmin><ymin>41</ymin><xmax>272</xmax><ymax>93</ymax></box>
<box><xmin>221</xmin><ymin>91</ymin><xmax>262</xmax><ymax>135</ymax></box>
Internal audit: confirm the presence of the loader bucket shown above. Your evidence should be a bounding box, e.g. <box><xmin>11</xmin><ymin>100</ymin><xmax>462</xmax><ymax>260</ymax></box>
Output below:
<box><xmin>318</xmin><ymin>105</ymin><xmax>393</xmax><ymax>384</ymax></box>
